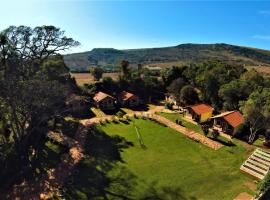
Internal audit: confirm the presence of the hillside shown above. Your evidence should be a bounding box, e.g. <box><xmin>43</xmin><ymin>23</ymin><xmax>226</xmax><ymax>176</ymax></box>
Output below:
<box><xmin>64</xmin><ymin>43</ymin><xmax>270</xmax><ymax>71</ymax></box>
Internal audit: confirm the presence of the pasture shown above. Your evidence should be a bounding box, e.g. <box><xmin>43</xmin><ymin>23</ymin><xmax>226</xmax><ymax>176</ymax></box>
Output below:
<box><xmin>71</xmin><ymin>72</ymin><xmax>120</xmax><ymax>85</ymax></box>
<box><xmin>65</xmin><ymin>118</ymin><xmax>256</xmax><ymax>200</ymax></box>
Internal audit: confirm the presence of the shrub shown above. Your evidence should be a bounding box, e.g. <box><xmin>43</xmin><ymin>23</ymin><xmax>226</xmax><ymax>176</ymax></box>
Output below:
<box><xmin>202</xmin><ymin>124</ymin><xmax>209</xmax><ymax>136</ymax></box>
<box><xmin>116</xmin><ymin>110</ymin><xmax>125</xmax><ymax>118</ymax></box>
<box><xmin>212</xmin><ymin>129</ymin><xmax>219</xmax><ymax>139</ymax></box>
<box><xmin>257</xmin><ymin>172</ymin><xmax>270</xmax><ymax>196</ymax></box>
<box><xmin>165</xmin><ymin>102</ymin><xmax>173</xmax><ymax>110</ymax></box>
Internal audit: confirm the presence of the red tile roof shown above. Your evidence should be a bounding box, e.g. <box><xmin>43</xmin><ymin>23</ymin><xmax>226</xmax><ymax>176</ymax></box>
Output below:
<box><xmin>190</xmin><ymin>104</ymin><xmax>214</xmax><ymax>115</ymax></box>
<box><xmin>119</xmin><ymin>91</ymin><xmax>137</xmax><ymax>101</ymax></box>
<box><xmin>93</xmin><ymin>92</ymin><xmax>115</xmax><ymax>102</ymax></box>
<box><xmin>223</xmin><ymin>111</ymin><xmax>244</xmax><ymax>128</ymax></box>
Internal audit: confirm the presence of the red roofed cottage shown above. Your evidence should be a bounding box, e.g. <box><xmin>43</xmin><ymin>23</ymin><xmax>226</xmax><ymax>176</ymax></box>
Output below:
<box><xmin>93</xmin><ymin>91</ymin><xmax>116</xmax><ymax>110</ymax></box>
<box><xmin>212</xmin><ymin>111</ymin><xmax>244</xmax><ymax>135</ymax></box>
<box><xmin>118</xmin><ymin>91</ymin><xmax>140</xmax><ymax>107</ymax></box>
<box><xmin>188</xmin><ymin>103</ymin><xmax>214</xmax><ymax>123</ymax></box>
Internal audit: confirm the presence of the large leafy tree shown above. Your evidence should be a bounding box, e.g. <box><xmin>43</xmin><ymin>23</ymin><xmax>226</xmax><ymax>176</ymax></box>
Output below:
<box><xmin>90</xmin><ymin>67</ymin><xmax>104</xmax><ymax>81</ymax></box>
<box><xmin>240</xmin><ymin>88</ymin><xmax>270</xmax><ymax>143</ymax></box>
<box><xmin>161</xmin><ymin>66</ymin><xmax>187</xmax><ymax>87</ymax></box>
<box><xmin>119</xmin><ymin>60</ymin><xmax>130</xmax><ymax>79</ymax></box>
<box><xmin>166</xmin><ymin>78</ymin><xmax>185</xmax><ymax>106</ymax></box>
<box><xmin>0</xmin><ymin>25</ymin><xmax>79</xmax><ymax>187</ymax></box>
<box><xmin>180</xmin><ymin>85</ymin><xmax>199</xmax><ymax>106</ymax></box>
<box><xmin>194</xmin><ymin>61</ymin><xmax>244</xmax><ymax>109</ymax></box>
<box><xmin>219</xmin><ymin>80</ymin><xmax>252</xmax><ymax>110</ymax></box>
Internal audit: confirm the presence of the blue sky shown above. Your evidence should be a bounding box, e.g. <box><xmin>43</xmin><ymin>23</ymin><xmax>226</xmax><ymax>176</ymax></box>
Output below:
<box><xmin>1</xmin><ymin>1</ymin><xmax>270</xmax><ymax>53</ymax></box>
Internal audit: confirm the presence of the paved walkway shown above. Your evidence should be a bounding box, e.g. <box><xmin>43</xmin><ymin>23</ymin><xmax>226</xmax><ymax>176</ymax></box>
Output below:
<box><xmin>234</xmin><ymin>192</ymin><xmax>253</xmax><ymax>200</ymax></box>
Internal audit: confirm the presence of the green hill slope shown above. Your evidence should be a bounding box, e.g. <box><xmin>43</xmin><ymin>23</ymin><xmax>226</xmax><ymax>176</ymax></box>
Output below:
<box><xmin>64</xmin><ymin>43</ymin><xmax>270</xmax><ymax>71</ymax></box>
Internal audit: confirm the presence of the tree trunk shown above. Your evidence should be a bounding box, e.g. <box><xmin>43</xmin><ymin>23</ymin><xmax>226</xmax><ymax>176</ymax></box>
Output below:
<box><xmin>248</xmin><ymin>128</ymin><xmax>257</xmax><ymax>143</ymax></box>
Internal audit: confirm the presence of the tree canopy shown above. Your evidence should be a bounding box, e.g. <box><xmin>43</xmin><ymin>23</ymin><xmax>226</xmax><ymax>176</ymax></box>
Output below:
<box><xmin>0</xmin><ymin>25</ymin><xmax>79</xmax><ymax>188</ymax></box>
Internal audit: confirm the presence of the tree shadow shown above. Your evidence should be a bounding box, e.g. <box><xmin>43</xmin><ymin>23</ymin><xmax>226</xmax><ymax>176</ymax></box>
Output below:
<box><xmin>119</xmin><ymin>119</ymin><xmax>130</xmax><ymax>124</ymax></box>
<box><xmin>59</xmin><ymin>126</ymin><xmax>197</xmax><ymax>200</ymax></box>
<box><xmin>51</xmin><ymin>117</ymin><xmax>80</xmax><ymax>138</ymax></box>
<box><xmin>210</xmin><ymin>137</ymin><xmax>236</xmax><ymax>147</ymax></box>
<box><xmin>141</xmin><ymin>182</ymin><xmax>198</xmax><ymax>200</ymax></box>
<box><xmin>126</xmin><ymin>104</ymin><xmax>150</xmax><ymax>112</ymax></box>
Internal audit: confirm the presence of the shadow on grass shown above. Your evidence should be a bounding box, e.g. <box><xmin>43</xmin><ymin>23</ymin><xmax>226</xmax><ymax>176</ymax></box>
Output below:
<box><xmin>126</xmin><ymin>104</ymin><xmax>150</xmax><ymax>112</ymax></box>
<box><xmin>102</xmin><ymin>107</ymin><xmax>125</xmax><ymax>115</ymax></box>
<box><xmin>119</xmin><ymin>119</ymin><xmax>130</xmax><ymax>124</ymax></box>
<box><xmin>210</xmin><ymin>137</ymin><xmax>236</xmax><ymax>147</ymax></box>
<box><xmin>60</xmin><ymin>126</ymin><xmax>197</xmax><ymax>200</ymax></box>
<box><xmin>0</xmin><ymin>139</ymin><xmax>69</xmax><ymax>199</ymax></box>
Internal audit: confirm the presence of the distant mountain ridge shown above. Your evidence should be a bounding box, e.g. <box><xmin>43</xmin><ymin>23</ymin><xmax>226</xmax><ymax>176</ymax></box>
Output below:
<box><xmin>64</xmin><ymin>43</ymin><xmax>270</xmax><ymax>71</ymax></box>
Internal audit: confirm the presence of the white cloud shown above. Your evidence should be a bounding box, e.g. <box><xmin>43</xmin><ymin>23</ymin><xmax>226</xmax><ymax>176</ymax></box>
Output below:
<box><xmin>253</xmin><ymin>35</ymin><xmax>270</xmax><ymax>41</ymax></box>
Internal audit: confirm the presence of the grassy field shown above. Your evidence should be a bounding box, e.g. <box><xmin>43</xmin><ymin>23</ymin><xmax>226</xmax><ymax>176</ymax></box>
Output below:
<box><xmin>71</xmin><ymin>72</ymin><xmax>120</xmax><ymax>86</ymax></box>
<box><xmin>68</xmin><ymin>118</ymin><xmax>255</xmax><ymax>200</ymax></box>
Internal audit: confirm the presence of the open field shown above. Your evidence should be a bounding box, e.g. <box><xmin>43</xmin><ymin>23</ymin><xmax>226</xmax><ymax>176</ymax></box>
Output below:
<box><xmin>246</xmin><ymin>66</ymin><xmax>270</xmax><ymax>77</ymax></box>
<box><xmin>71</xmin><ymin>72</ymin><xmax>120</xmax><ymax>86</ymax></box>
<box><xmin>65</xmin><ymin>119</ymin><xmax>255</xmax><ymax>200</ymax></box>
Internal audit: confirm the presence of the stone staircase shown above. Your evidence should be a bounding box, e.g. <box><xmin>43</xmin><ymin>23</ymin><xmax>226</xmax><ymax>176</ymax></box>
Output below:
<box><xmin>240</xmin><ymin>148</ymin><xmax>270</xmax><ymax>180</ymax></box>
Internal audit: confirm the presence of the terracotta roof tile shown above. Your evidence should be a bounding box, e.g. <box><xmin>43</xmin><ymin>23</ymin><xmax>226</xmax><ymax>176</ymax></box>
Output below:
<box><xmin>223</xmin><ymin>111</ymin><xmax>244</xmax><ymax>128</ymax></box>
<box><xmin>190</xmin><ymin>104</ymin><xmax>214</xmax><ymax>115</ymax></box>
<box><xmin>93</xmin><ymin>92</ymin><xmax>115</xmax><ymax>102</ymax></box>
<box><xmin>119</xmin><ymin>91</ymin><xmax>137</xmax><ymax>101</ymax></box>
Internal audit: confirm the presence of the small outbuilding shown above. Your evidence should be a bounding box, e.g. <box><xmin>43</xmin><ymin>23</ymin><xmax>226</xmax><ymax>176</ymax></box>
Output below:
<box><xmin>188</xmin><ymin>103</ymin><xmax>214</xmax><ymax>123</ymax></box>
<box><xmin>93</xmin><ymin>91</ymin><xmax>116</xmax><ymax>110</ymax></box>
<box><xmin>118</xmin><ymin>91</ymin><xmax>140</xmax><ymax>107</ymax></box>
<box><xmin>211</xmin><ymin>111</ymin><xmax>244</xmax><ymax>135</ymax></box>
<box><xmin>66</xmin><ymin>94</ymin><xmax>89</xmax><ymax>114</ymax></box>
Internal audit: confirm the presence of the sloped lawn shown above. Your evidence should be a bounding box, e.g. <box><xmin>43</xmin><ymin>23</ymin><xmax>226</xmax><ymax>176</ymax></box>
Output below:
<box><xmin>98</xmin><ymin>118</ymin><xmax>255</xmax><ymax>200</ymax></box>
<box><xmin>157</xmin><ymin>112</ymin><xmax>204</xmax><ymax>134</ymax></box>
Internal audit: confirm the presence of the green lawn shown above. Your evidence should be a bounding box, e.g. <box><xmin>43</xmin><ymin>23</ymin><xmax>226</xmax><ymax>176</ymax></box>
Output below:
<box><xmin>158</xmin><ymin>112</ymin><xmax>204</xmax><ymax>134</ymax></box>
<box><xmin>93</xmin><ymin>118</ymin><xmax>255</xmax><ymax>200</ymax></box>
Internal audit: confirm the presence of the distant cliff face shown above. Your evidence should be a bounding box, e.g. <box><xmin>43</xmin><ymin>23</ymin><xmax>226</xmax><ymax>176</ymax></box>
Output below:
<box><xmin>64</xmin><ymin>43</ymin><xmax>270</xmax><ymax>71</ymax></box>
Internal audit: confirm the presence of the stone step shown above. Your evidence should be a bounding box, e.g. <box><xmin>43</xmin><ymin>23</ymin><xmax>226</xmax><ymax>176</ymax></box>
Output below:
<box><xmin>258</xmin><ymin>148</ymin><xmax>270</xmax><ymax>155</ymax></box>
<box><xmin>240</xmin><ymin>165</ymin><xmax>265</xmax><ymax>180</ymax></box>
<box><xmin>256</xmin><ymin>149</ymin><xmax>270</xmax><ymax>159</ymax></box>
<box><xmin>243</xmin><ymin>162</ymin><xmax>268</xmax><ymax>175</ymax></box>
<box><xmin>249</xmin><ymin>155</ymin><xmax>270</xmax><ymax>167</ymax></box>
<box><xmin>253</xmin><ymin>152</ymin><xmax>270</xmax><ymax>162</ymax></box>
<box><xmin>250</xmin><ymin>155</ymin><xmax>270</xmax><ymax>166</ymax></box>
<box><xmin>246</xmin><ymin>159</ymin><xmax>269</xmax><ymax>171</ymax></box>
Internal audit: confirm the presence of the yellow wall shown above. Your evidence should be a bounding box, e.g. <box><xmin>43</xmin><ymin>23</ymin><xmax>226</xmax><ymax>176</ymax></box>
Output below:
<box><xmin>200</xmin><ymin>111</ymin><xmax>213</xmax><ymax>122</ymax></box>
